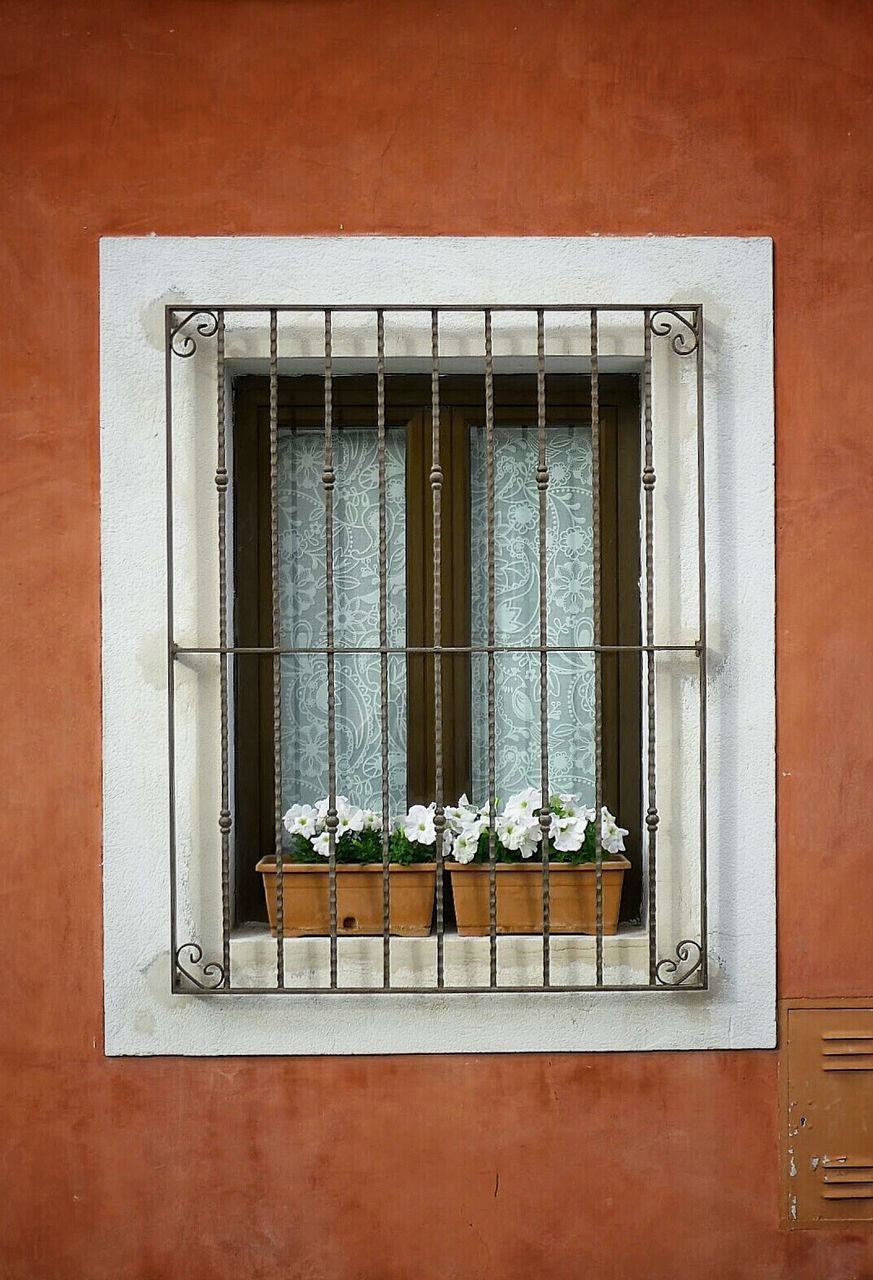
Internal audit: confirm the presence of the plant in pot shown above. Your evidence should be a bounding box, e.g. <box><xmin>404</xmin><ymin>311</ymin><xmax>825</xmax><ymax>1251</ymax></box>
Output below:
<box><xmin>256</xmin><ymin>797</ymin><xmax>438</xmax><ymax>937</ymax></box>
<box><xmin>445</xmin><ymin>789</ymin><xmax>630</xmax><ymax>936</ymax></box>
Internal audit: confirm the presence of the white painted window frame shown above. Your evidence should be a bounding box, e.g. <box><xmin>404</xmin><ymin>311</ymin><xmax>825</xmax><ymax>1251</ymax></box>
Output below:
<box><xmin>101</xmin><ymin>236</ymin><xmax>774</xmax><ymax>1055</ymax></box>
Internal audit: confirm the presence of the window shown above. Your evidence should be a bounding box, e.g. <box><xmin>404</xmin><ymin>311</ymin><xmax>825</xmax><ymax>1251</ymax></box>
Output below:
<box><xmin>231</xmin><ymin>371</ymin><xmax>642</xmax><ymax>930</ymax></box>
<box><xmin>101</xmin><ymin>236</ymin><xmax>774</xmax><ymax>1054</ymax></box>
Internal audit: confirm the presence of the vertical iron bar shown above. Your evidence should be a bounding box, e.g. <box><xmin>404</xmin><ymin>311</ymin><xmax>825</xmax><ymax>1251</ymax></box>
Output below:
<box><xmin>696</xmin><ymin>308</ymin><xmax>708</xmax><ymax>985</ymax></box>
<box><xmin>536</xmin><ymin>311</ymin><xmax>551</xmax><ymax>987</ymax></box>
<box><xmin>591</xmin><ymin>311</ymin><xmax>604</xmax><ymax>986</ymax></box>
<box><xmin>484</xmin><ymin>310</ymin><xmax>498</xmax><ymax>987</ymax></box>
<box><xmin>431</xmin><ymin>311</ymin><xmax>446</xmax><ymax>989</ymax></box>
<box><xmin>165</xmin><ymin>311</ymin><xmax>178</xmax><ymax>989</ymax></box>
<box><xmin>269</xmin><ymin>311</ymin><xmax>284</xmax><ymax>986</ymax></box>
<box><xmin>215</xmin><ymin>310</ymin><xmax>231</xmax><ymax>987</ymax></box>
<box><xmin>643</xmin><ymin>312</ymin><xmax>659</xmax><ymax>985</ymax></box>
<box><xmin>323</xmin><ymin>311</ymin><xmax>339</xmax><ymax>987</ymax></box>
<box><xmin>377</xmin><ymin>310</ymin><xmax>391</xmax><ymax>988</ymax></box>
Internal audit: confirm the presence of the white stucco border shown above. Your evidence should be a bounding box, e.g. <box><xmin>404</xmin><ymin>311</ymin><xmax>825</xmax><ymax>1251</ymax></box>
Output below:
<box><xmin>101</xmin><ymin>236</ymin><xmax>774</xmax><ymax>1055</ymax></box>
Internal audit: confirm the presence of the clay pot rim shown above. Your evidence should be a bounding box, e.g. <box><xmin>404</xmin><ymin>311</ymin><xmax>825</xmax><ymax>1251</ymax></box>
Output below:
<box><xmin>446</xmin><ymin>855</ymin><xmax>631</xmax><ymax>872</ymax></box>
<box><xmin>255</xmin><ymin>859</ymin><xmax>438</xmax><ymax>874</ymax></box>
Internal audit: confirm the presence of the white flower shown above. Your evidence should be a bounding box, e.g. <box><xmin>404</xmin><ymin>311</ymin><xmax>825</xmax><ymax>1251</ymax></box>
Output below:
<box><xmin>315</xmin><ymin>794</ymin><xmax>348</xmax><ymax>822</ymax></box>
<box><xmin>503</xmin><ymin>787</ymin><xmax>543</xmax><ymax>822</ymax></box>
<box><xmin>403</xmin><ymin>803</ymin><xmax>437</xmax><ymax>846</ymax></box>
<box><xmin>460</xmin><ymin>810</ymin><xmax>489</xmax><ymax>840</ymax></box>
<box><xmin>549</xmin><ymin>813</ymin><xmax>588</xmax><ymax>853</ymax></box>
<box><xmin>547</xmin><ymin>800</ymin><xmax>593</xmax><ymax>853</ymax></box>
<box><xmin>336</xmin><ymin>805</ymin><xmax>366</xmax><ymax>836</ymax></box>
<box><xmin>497</xmin><ymin>813</ymin><xmax>542</xmax><ymax>858</ymax></box>
<box><xmin>312</xmin><ymin>831</ymin><xmax>332</xmax><ymax>858</ymax></box>
<box><xmin>445</xmin><ymin>793</ymin><xmax>480</xmax><ymax>833</ymax></box>
<box><xmin>551</xmin><ymin>792</ymin><xmax>575</xmax><ymax>817</ymax></box>
<box><xmin>360</xmin><ymin>809</ymin><xmax>380</xmax><ymax>831</ymax></box>
<box><xmin>450</xmin><ymin>823</ymin><xmax>481</xmax><ymax>863</ymax></box>
<box><xmin>314</xmin><ymin>796</ymin><xmax>365</xmax><ymax>834</ymax></box>
<box><xmin>553</xmin><ymin>793</ymin><xmax>597</xmax><ymax>824</ymax></box>
<box><xmin>601</xmin><ymin>806</ymin><xmax>628</xmax><ymax>855</ymax></box>
<box><xmin>282</xmin><ymin>803</ymin><xmax>319</xmax><ymax>839</ymax></box>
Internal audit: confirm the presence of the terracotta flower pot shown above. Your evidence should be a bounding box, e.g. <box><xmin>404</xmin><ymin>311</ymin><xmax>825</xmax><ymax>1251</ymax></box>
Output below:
<box><xmin>256</xmin><ymin>860</ymin><xmax>437</xmax><ymax>937</ymax></box>
<box><xmin>447</xmin><ymin>856</ymin><xmax>630</xmax><ymax>936</ymax></box>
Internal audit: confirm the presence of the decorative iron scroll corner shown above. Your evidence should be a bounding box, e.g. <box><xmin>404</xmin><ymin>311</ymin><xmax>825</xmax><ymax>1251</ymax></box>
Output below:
<box><xmin>655</xmin><ymin>939</ymin><xmax>704</xmax><ymax>987</ymax></box>
<box><xmin>169</xmin><ymin>309</ymin><xmax>219</xmax><ymax>359</ymax></box>
<box><xmin>648</xmin><ymin>309</ymin><xmax>700</xmax><ymax>356</ymax></box>
<box><xmin>174</xmin><ymin>943</ymin><xmax>225</xmax><ymax>991</ymax></box>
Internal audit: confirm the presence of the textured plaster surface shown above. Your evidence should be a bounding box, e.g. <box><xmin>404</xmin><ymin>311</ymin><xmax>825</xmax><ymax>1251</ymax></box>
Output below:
<box><xmin>7</xmin><ymin>2</ymin><xmax>873</xmax><ymax>1274</ymax></box>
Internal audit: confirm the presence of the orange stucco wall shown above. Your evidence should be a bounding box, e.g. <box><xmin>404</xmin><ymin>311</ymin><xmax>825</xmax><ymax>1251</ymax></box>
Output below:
<box><xmin>3</xmin><ymin>2</ymin><xmax>873</xmax><ymax>1276</ymax></box>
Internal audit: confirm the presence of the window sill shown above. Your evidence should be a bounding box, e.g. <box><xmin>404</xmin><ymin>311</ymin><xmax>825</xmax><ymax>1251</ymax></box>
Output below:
<box><xmin>229</xmin><ymin>921</ymin><xmax>654</xmax><ymax>990</ymax></box>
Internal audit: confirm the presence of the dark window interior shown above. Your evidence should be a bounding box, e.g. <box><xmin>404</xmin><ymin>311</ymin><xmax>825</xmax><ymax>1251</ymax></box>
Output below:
<box><xmin>232</xmin><ymin>373</ymin><xmax>642</xmax><ymax>926</ymax></box>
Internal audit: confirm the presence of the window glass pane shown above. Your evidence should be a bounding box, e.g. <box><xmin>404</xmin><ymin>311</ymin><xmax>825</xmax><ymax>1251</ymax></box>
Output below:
<box><xmin>277</xmin><ymin>427</ymin><xmax>407</xmax><ymax>812</ymax></box>
<box><xmin>469</xmin><ymin>424</ymin><xmax>595</xmax><ymax>804</ymax></box>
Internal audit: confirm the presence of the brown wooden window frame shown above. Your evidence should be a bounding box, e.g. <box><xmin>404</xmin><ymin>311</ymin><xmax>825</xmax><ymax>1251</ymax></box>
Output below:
<box><xmin>232</xmin><ymin>372</ymin><xmax>642</xmax><ymax>926</ymax></box>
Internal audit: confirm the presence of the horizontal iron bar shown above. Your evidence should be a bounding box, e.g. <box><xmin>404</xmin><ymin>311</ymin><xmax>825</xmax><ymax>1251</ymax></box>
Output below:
<box><xmin>174</xmin><ymin>982</ymin><xmax>709</xmax><ymax>995</ymax></box>
<box><xmin>174</xmin><ymin>643</ymin><xmax>702</xmax><ymax>656</ymax></box>
<box><xmin>169</xmin><ymin>303</ymin><xmax>702</xmax><ymax>315</ymax></box>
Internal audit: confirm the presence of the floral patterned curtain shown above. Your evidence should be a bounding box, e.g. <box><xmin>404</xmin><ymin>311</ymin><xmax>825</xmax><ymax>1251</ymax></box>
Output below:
<box><xmin>470</xmin><ymin>425</ymin><xmax>595</xmax><ymax>806</ymax></box>
<box><xmin>277</xmin><ymin>421</ymin><xmax>594</xmax><ymax>814</ymax></box>
<box><xmin>277</xmin><ymin>427</ymin><xmax>407</xmax><ymax>814</ymax></box>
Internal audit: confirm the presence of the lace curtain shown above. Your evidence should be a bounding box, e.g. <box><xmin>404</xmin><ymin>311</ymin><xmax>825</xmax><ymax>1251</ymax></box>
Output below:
<box><xmin>277</xmin><ymin>421</ymin><xmax>594</xmax><ymax>813</ymax></box>
<box><xmin>277</xmin><ymin>428</ymin><xmax>407</xmax><ymax>813</ymax></box>
<box><xmin>470</xmin><ymin>424</ymin><xmax>595</xmax><ymax>806</ymax></box>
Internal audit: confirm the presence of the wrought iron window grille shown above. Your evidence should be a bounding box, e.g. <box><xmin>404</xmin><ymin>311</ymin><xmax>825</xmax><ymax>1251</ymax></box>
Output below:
<box><xmin>166</xmin><ymin>304</ymin><xmax>707</xmax><ymax>995</ymax></box>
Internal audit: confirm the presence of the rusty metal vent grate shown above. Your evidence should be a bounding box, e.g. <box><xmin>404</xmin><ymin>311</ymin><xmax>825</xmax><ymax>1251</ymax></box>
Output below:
<box><xmin>784</xmin><ymin>1002</ymin><xmax>873</xmax><ymax>1226</ymax></box>
<box><xmin>165</xmin><ymin>304</ymin><xmax>707</xmax><ymax>995</ymax></box>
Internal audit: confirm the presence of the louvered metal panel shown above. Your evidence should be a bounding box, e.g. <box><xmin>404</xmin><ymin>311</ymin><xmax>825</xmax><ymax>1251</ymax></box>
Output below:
<box><xmin>783</xmin><ymin>1001</ymin><xmax>873</xmax><ymax>1226</ymax></box>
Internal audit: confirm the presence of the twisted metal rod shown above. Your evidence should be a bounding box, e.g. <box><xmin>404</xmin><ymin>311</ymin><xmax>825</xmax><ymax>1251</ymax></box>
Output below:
<box><xmin>269</xmin><ymin>310</ymin><xmax>284</xmax><ymax>985</ymax></box>
<box><xmin>323</xmin><ymin>311</ymin><xmax>339</xmax><ymax>987</ymax></box>
<box><xmin>484</xmin><ymin>310</ymin><xmax>498</xmax><ymax>988</ymax></box>
<box><xmin>536</xmin><ymin>310</ymin><xmax>551</xmax><ymax>986</ymax></box>
<box><xmin>376</xmin><ymin>310</ymin><xmax>391</xmax><ymax>987</ymax></box>
<box><xmin>431</xmin><ymin>311</ymin><xmax>446</xmax><ymax>989</ymax></box>
<box><xmin>643</xmin><ymin>312</ymin><xmax>660</xmax><ymax>985</ymax></box>
<box><xmin>215</xmin><ymin>311</ymin><xmax>231</xmax><ymax>988</ymax></box>
<box><xmin>591</xmin><ymin>310</ymin><xmax>604</xmax><ymax>987</ymax></box>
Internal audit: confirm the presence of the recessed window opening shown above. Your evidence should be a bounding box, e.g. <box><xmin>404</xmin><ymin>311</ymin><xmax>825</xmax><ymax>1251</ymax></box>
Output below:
<box><xmin>232</xmin><ymin>370</ymin><xmax>643</xmax><ymax>931</ymax></box>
